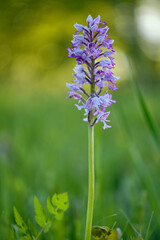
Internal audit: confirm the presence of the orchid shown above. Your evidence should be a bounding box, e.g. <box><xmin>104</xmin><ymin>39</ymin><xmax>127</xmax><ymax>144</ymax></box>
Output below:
<box><xmin>67</xmin><ymin>15</ymin><xmax>120</xmax><ymax>240</ymax></box>
<box><xmin>67</xmin><ymin>14</ymin><xmax>119</xmax><ymax>130</ymax></box>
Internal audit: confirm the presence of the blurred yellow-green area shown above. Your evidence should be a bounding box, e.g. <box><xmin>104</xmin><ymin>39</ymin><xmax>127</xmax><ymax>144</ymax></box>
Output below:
<box><xmin>0</xmin><ymin>0</ymin><xmax>160</xmax><ymax>239</ymax></box>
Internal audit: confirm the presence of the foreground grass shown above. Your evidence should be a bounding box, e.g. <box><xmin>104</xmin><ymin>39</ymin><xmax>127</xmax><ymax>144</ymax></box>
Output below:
<box><xmin>0</xmin><ymin>82</ymin><xmax>159</xmax><ymax>239</ymax></box>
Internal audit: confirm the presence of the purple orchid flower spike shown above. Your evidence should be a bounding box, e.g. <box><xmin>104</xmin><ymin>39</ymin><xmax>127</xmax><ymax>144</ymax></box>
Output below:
<box><xmin>66</xmin><ymin>15</ymin><xmax>119</xmax><ymax>130</ymax></box>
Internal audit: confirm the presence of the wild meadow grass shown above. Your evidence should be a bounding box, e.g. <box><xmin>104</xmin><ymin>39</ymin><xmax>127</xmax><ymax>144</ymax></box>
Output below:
<box><xmin>0</xmin><ymin>75</ymin><xmax>159</xmax><ymax>239</ymax></box>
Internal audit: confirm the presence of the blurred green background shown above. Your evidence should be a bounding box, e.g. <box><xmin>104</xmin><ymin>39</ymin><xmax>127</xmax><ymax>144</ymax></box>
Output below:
<box><xmin>0</xmin><ymin>0</ymin><xmax>160</xmax><ymax>239</ymax></box>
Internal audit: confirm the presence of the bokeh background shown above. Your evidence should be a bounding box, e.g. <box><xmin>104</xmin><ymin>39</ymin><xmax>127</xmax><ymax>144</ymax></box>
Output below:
<box><xmin>0</xmin><ymin>0</ymin><xmax>160</xmax><ymax>239</ymax></box>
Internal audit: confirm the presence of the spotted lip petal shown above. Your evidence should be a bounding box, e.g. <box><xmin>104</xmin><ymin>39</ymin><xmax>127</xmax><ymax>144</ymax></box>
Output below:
<box><xmin>66</xmin><ymin>15</ymin><xmax>119</xmax><ymax>130</ymax></box>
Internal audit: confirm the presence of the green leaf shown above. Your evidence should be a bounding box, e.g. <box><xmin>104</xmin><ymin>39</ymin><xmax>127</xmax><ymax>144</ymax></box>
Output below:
<box><xmin>132</xmin><ymin>70</ymin><xmax>160</xmax><ymax>150</ymax></box>
<box><xmin>34</xmin><ymin>196</ymin><xmax>47</xmax><ymax>227</ymax></box>
<box><xmin>52</xmin><ymin>192</ymin><xmax>69</xmax><ymax>211</ymax></box>
<box><xmin>47</xmin><ymin>197</ymin><xmax>55</xmax><ymax>214</ymax></box>
<box><xmin>13</xmin><ymin>207</ymin><xmax>28</xmax><ymax>234</ymax></box>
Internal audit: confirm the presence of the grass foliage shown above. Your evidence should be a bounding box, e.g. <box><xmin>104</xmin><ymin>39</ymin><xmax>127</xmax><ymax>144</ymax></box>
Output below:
<box><xmin>0</xmin><ymin>78</ymin><xmax>159</xmax><ymax>240</ymax></box>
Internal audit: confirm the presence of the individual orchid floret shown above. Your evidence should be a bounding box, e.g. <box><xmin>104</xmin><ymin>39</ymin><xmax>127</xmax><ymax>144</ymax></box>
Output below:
<box><xmin>103</xmin><ymin>50</ymin><xmax>116</xmax><ymax>57</ymax></box>
<box><xmin>66</xmin><ymin>83</ymin><xmax>82</xmax><ymax>92</ymax></box>
<box><xmin>74</xmin><ymin>23</ymin><xmax>85</xmax><ymax>31</ymax></box>
<box><xmin>66</xmin><ymin>14</ymin><xmax>119</xmax><ymax>130</ymax></box>
<box><xmin>96</xmin><ymin>112</ymin><xmax>111</xmax><ymax>130</ymax></box>
<box><xmin>86</xmin><ymin>15</ymin><xmax>94</xmax><ymax>28</ymax></box>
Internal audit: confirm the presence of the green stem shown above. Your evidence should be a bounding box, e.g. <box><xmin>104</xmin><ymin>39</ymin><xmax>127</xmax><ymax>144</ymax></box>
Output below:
<box><xmin>85</xmin><ymin>123</ymin><xmax>94</xmax><ymax>240</ymax></box>
<box><xmin>35</xmin><ymin>224</ymin><xmax>46</xmax><ymax>240</ymax></box>
<box><xmin>85</xmin><ymin>57</ymin><xmax>95</xmax><ymax>240</ymax></box>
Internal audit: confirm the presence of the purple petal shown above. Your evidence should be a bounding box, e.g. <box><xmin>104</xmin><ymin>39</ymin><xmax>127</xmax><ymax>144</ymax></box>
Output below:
<box><xmin>83</xmin><ymin>117</ymin><xmax>88</xmax><ymax>122</ymax></box>
<box><xmin>85</xmin><ymin>97</ymin><xmax>93</xmax><ymax>111</ymax></box>
<box><xmin>66</xmin><ymin>83</ymin><xmax>81</xmax><ymax>92</ymax></box>
<box><xmin>67</xmin><ymin>91</ymin><xmax>82</xmax><ymax>100</ymax></box>
<box><xmin>103</xmin><ymin>50</ymin><xmax>116</xmax><ymax>57</ymax></box>
<box><xmin>75</xmin><ymin>104</ymin><xmax>84</xmax><ymax>110</ymax></box>
<box><xmin>99</xmin><ymin>59</ymin><xmax>112</xmax><ymax>67</ymax></box>
<box><xmin>103</xmin><ymin>122</ymin><xmax>111</xmax><ymax>130</ymax></box>
<box><xmin>97</xmin><ymin>35</ymin><xmax>106</xmax><ymax>43</ymax></box>
<box><xmin>74</xmin><ymin>23</ymin><xmax>84</xmax><ymax>31</ymax></box>
<box><xmin>86</xmin><ymin>15</ymin><xmax>93</xmax><ymax>27</ymax></box>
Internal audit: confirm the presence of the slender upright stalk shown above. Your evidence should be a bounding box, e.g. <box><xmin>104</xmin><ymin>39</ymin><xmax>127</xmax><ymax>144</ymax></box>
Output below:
<box><xmin>85</xmin><ymin>58</ymin><xmax>95</xmax><ymax>240</ymax></box>
<box><xmin>85</xmin><ymin>123</ymin><xmax>94</xmax><ymax>240</ymax></box>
